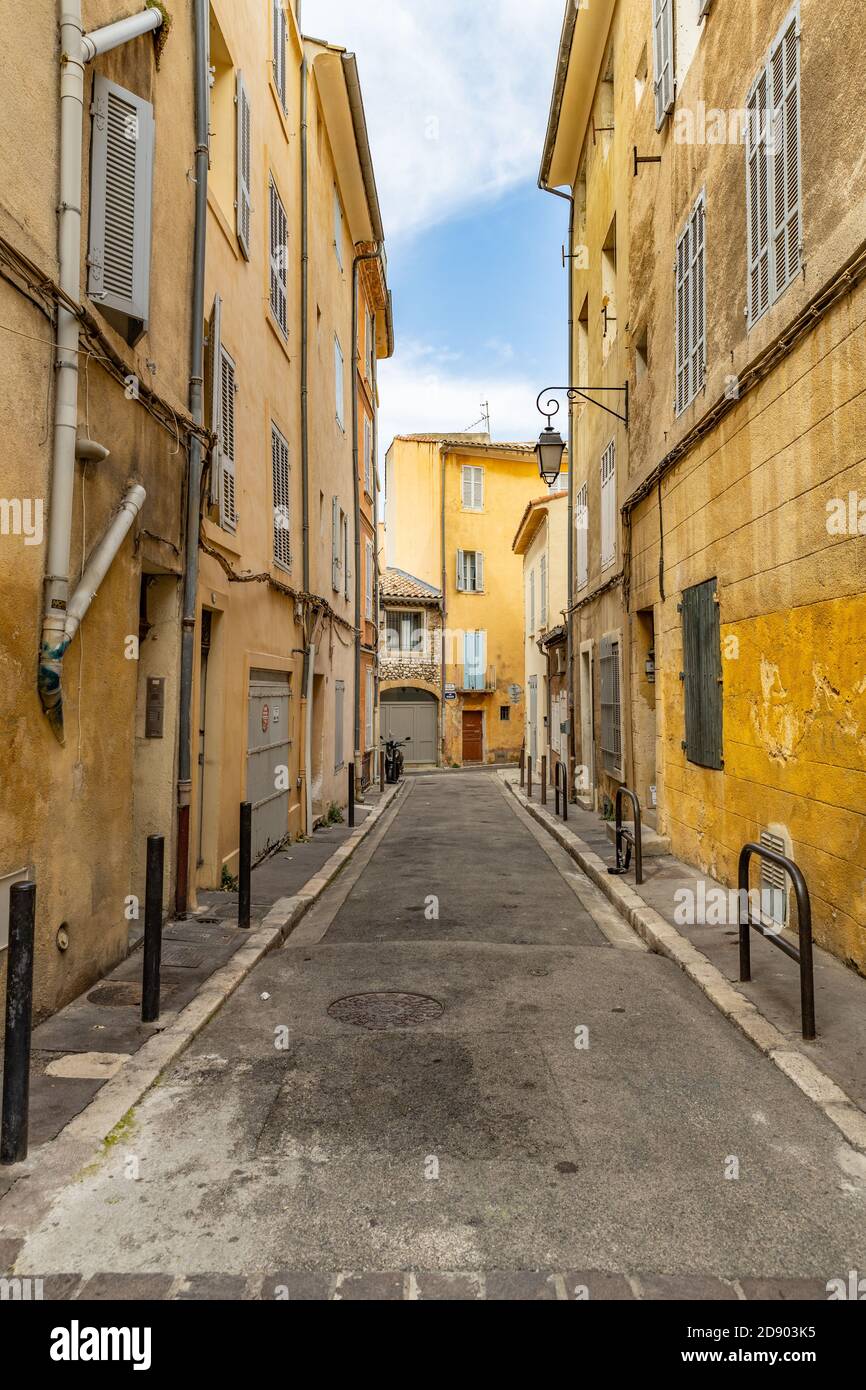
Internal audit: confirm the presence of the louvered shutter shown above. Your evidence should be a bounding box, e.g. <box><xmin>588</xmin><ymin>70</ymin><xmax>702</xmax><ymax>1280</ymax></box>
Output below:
<box><xmin>652</xmin><ymin>0</ymin><xmax>674</xmax><ymax>130</ymax></box>
<box><xmin>540</xmin><ymin>554</ymin><xmax>547</xmax><ymax>626</ymax></box>
<box><xmin>334</xmin><ymin>337</ymin><xmax>344</xmax><ymax>427</ymax></box>
<box><xmin>461</xmin><ymin>467</ymin><xmax>472</xmax><ymax>508</ymax></box>
<box><xmin>600</xmin><ymin>441</ymin><xmax>616</xmax><ymax>567</ymax></box>
<box><xmin>576</xmin><ymin>483</ymin><xmax>588</xmax><ymax>590</ymax></box>
<box><xmin>219</xmin><ymin>349</ymin><xmax>237</xmax><ymax>532</ymax></box>
<box><xmin>271</xmin><ymin>423</ymin><xmax>291</xmax><ymax>570</ymax></box>
<box><xmin>769</xmin><ymin>13</ymin><xmax>801</xmax><ymax>300</ymax></box>
<box><xmin>690</xmin><ymin>196</ymin><xmax>706</xmax><ymax>401</ymax></box>
<box><xmin>473</xmin><ymin>468</ymin><xmax>484</xmax><ymax>509</ymax></box>
<box><xmin>745</xmin><ymin>69</ymin><xmax>770</xmax><ymax>326</ymax></box>
<box><xmin>87</xmin><ymin>76</ymin><xmax>154</xmax><ymax>322</ymax></box>
<box><xmin>365</xmin><ymin>542</ymin><xmax>373</xmax><ymax>619</ymax></box>
<box><xmin>364</xmin><ymin>418</ymin><xmax>372</xmax><ymax>494</ymax></box>
<box><xmin>273</xmin><ymin>0</ymin><xmax>287</xmax><ymax>112</ymax></box>
<box><xmin>681</xmin><ymin>578</ymin><xmax>723</xmax><ymax>769</ymax></box>
<box><xmin>269</xmin><ymin>179</ymin><xmax>288</xmax><ymax>337</ymax></box>
<box><xmin>236</xmin><ymin>73</ymin><xmax>252</xmax><ymax>260</ymax></box>
<box><xmin>675</xmin><ymin>218</ymin><xmax>690</xmax><ymax>413</ymax></box>
<box><xmin>206</xmin><ymin>294</ymin><xmax>222</xmax><ymax>504</ymax></box>
<box><xmin>331</xmin><ymin>496</ymin><xmax>340</xmax><ymax>590</ymax></box>
<box><xmin>529</xmin><ymin>570</ymin><xmax>535</xmax><ymax>635</ymax></box>
<box><xmin>475</xmin><ymin>552</ymin><xmax>484</xmax><ymax>593</ymax></box>
<box><xmin>456</xmin><ymin>549</ymin><xmax>465</xmax><ymax>591</ymax></box>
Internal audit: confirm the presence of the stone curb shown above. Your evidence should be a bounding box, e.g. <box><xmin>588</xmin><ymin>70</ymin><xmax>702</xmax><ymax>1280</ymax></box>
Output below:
<box><xmin>0</xmin><ymin>780</ymin><xmax>408</xmax><ymax>1235</ymax></box>
<box><xmin>502</xmin><ymin>772</ymin><xmax>866</xmax><ymax>1155</ymax></box>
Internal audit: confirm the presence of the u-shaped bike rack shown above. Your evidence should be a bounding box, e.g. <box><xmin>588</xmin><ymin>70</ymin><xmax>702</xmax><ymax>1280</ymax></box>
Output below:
<box><xmin>607</xmin><ymin>786</ymin><xmax>643</xmax><ymax>885</ymax></box>
<box><xmin>738</xmin><ymin>843</ymin><xmax>815</xmax><ymax>1040</ymax></box>
<box><xmin>553</xmin><ymin>759</ymin><xmax>568</xmax><ymax>822</ymax></box>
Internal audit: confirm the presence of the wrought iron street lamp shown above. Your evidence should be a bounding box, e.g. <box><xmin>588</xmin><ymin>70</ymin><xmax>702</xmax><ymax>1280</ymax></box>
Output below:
<box><xmin>534</xmin><ymin>382</ymin><xmax>630</xmax><ymax>486</ymax></box>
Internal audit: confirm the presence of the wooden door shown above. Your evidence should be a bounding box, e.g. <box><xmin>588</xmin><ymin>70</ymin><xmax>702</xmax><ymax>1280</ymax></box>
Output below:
<box><xmin>462</xmin><ymin>710</ymin><xmax>483</xmax><ymax>763</ymax></box>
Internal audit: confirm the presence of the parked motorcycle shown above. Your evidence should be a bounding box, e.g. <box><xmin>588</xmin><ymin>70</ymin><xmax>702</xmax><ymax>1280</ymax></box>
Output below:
<box><xmin>381</xmin><ymin>735</ymin><xmax>410</xmax><ymax>784</ymax></box>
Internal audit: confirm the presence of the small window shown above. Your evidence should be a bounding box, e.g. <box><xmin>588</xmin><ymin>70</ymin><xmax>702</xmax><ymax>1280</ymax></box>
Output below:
<box><xmin>269</xmin><ymin>178</ymin><xmax>288</xmax><ymax>338</ymax></box>
<box><xmin>499</xmin><ymin>706</ymin><xmax>510</xmax><ymax>722</ymax></box>
<box><xmin>461</xmin><ymin>465</ymin><xmax>484</xmax><ymax>510</ymax></box>
<box><xmin>456</xmin><ymin>549</ymin><xmax>484</xmax><ymax>593</ymax></box>
<box><xmin>635</xmin><ymin>325</ymin><xmax>649</xmax><ymax>382</ymax></box>
<box><xmin>600</xmin><ymin>442</ymin><xmax>616</xmax><ymax>570</ymax></box>
<box><xmin>334</xmin><ymin>187</ymin><xmax>344</xmax><ymax>269</ymax></box>
<box><xmin>334</xmin><ymin>336</ymin><xmax>345</xmax><ymax>429</ymax></box>
<box><xmin>386</xmin><ymin>610</ymin><xmax>424</xmax><ymax>654</ymax></box>
<box><xmin>271</xmin><ymin>423</ymin><xmax>291</xmax><ymax>571</ymax></box>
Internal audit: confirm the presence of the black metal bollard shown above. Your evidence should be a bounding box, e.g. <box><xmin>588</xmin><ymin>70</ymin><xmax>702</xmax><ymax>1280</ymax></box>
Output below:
<box><xmin>1</xmin><ymin>881</ymin><xmax>36</xmax><ymax>1165</ymax></box>
<box><xmin>519</xmin><ymin>748</ymin><xmax>525</xmax><ymax>788</ymax></box>
<box><xmin>541</xmin><ymin>755</ymin><xmax>547</xmax><ymax>806</ymax></box>
<box><xmin>527</xmin><ymin>756</ymin><xmax>532</xmax><ymax>800</ymax></box>
<box><xmin>141</xmin><ymin>836</ymin><xmax>164</xmax><ymax>1023</ymax></box>
<box><xmin>238</xmin><ymin>801</ymin><xmax>252</xmax><ymax>930</ymax></box>
<box><xmin>379</xmin><ymin>750</ymin><xmax>385</xmax><ymax>794</ymax></box>
<box><xmin>348</xmin><ymin>762</ymin><xmax>355</xmax><ymax>828</ymax></box>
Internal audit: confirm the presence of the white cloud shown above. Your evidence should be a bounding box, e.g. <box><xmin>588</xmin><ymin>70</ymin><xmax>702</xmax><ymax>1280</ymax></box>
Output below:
<box><xmin>377</xmin><ymin>338</ymin><xmax>540</xmax><ymax>453</ymax></box>
<box><xmin>304</xmin><ymin>0</ymin><xmax>565</xmax><ymax>240</ymax></box>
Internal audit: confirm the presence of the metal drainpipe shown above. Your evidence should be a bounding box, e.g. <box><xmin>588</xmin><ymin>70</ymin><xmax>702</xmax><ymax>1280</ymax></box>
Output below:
<box><xmin>351</xmin><ymin>245</ymin><xmax>382</xmax><ymax>792</ymax></box>
<box><xmin>299</xmin><ymin>51</ymin><xmax>314</xmax><ymax>836</ymax></box>
<box><xmin>175</xmin><ymin>0</ymin><xmax>210</xmax><ymax>914</ymax></box>
<box><xmin>539</xmin><ymin>180</ymin><xmax>575</xmax><ymax>793</ymax></box>
<box><xmin>371</xmin><ymin>348</ymin><xmax>380</xmax><ymax>742</ymax></box>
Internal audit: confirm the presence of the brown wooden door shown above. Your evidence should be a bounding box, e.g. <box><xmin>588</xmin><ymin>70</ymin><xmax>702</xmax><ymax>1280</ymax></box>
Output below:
<box><xmin>462</xmin><ymin>710</ymin><xmax>483</xmax><ymax>763</ymax></box>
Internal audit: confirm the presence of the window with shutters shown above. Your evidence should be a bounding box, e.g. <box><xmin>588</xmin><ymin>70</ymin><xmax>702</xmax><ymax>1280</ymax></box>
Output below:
<box><xmin>600</xmin><ymin>441</ymin><xmax>617</xmax><ymax>569</ymax></box>
<box><xmin>218</xmin><ymin>347</ymin><xmax>238</xmax><ymax>532</ymax></box>
<box><xmin>271</xmin><ymin>422</ymin><xmax>291</xmax><ymax>571</ymax></box>
<box><xmin>269</xmin><ymin>177</ymin><xmax>288</xmax><ymax>338</ymax></box>
<box><xmin>528</xmin><ymin>568</ymin><xmax>536</xmax><ymax>636</ymax></box>
<box><xmin>87</xmin><ymin>77</ymin><xmax>155</xmax><ymax>328</ymax></box>
<box><xmin>365</xmin><ymin>541</ymin><xmax>374</xmax><ymax>620</ymax></box>
<box><xmin>681</xmin><ymin>577</ymin><xmax>723</xmax><ymax>769</ymax></box>
<box><xmin>334</xmin><ymin>187</ymin><xmax>344</xmax><ymax>270</ymax></box>
<box><xmin>575</xmin><ymin>482</ymin><xmax>589</xmax><ymax>591</ymax></box>
<box><xmin>334</xmin><ymin>336</ymin><xmax>345</xmax><ymax>429</ymax></box>
<box><xmin>456</xmin><ymin>550</ymin><xmax>484</xmax><ymax>593</ymax></box>
<box><xmin>652</xmin><ymin>0</ymin><xmax>675</xmax><ymax>130</ymax></box>
<box><xmin>746</xmin><ymin>7</ymin><xmax>802</xmax><ymax>327</ymax></box>
<box><xmin>334</xmin><ymin>680</ymin><xmax>345</xmax><ymax>770</ymax></box>
<box><xmin>461</xmin><ymin>465</ymin><xmax>484</xmax><ymax>511</ymax></box>
<box><xmin>540</xmin><ymin>553</ymin><xmax>547</xmax><ymax>627</ymax></box>
<box><xmin>272</xmin><ymin>0</ymin><xmax>288</xmax><ymax>114</ymax></box>
<box><xmin>599</xmin><ymin>634</ymin><xmax>623</xmax><ymax>776</ymax></box>
<box><xmin>363</xmin><ymin>417</ymin><xmax>372</xmax><ymax>496</ymax></box>
<box><xmin>675</xmin><ymin>192</ymin><xmax>706</xmax><ymax>415</ymax></box>
<box><xmin>236</xmin><ymin>73</ymin><xmax>252</xmax><ymax>259</ymax></box>
<box><xmin>463</xmin><ymin>631</ymin><xmax>487</xmax><ymax>691</ymax></box>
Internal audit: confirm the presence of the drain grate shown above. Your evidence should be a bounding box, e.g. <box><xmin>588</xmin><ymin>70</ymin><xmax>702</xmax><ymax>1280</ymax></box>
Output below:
<box><xmin>327</xmin><ymin>991</ymin><xmax>444</xmax><ymax>1031</ymax></box>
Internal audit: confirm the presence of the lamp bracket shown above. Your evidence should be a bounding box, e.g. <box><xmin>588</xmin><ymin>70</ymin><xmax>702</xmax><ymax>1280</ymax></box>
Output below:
<box><xmin>536</xmin><ymin>383</ymin><xmax>629</xmax><ymax>431</ymax></box>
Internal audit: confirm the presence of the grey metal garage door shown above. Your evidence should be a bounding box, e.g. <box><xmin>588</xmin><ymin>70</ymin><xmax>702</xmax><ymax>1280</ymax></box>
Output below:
<box><xmin>247</xmin><ymin>669</ymin><xmax>291</xmax><ymax>861</ymax></box>
<box><xmin>382</xmin><ymin>700</ymin><xmax>437</xmax><ymax>765</ymax></box>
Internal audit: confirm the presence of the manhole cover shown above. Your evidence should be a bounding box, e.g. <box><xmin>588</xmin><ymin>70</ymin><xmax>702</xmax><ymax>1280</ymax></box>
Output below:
<box><xmin>162</xmin><ymin>944</ymin><xmax>205</xmax><ymax>968</ymax></box>
<box><xmin>88</xmin><ymin>982</ymin><xmax>142</xmax><ymax>1007</ymax></box>
<box><xmin>327</xmin><ymin>991</ymin><xmax>444</xmax><ymax>1031</ymax></box>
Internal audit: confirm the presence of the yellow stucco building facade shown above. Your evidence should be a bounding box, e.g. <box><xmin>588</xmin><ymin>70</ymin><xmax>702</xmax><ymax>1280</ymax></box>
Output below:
<box><xmin>382</xmin><ymin>434</ymin><xmax>547</xmax><ymax>767</ymax></box>
<box><xmin>541</xmin><ymin>0</ymin><xmax>866</xmax><ymax>971</ymax></box>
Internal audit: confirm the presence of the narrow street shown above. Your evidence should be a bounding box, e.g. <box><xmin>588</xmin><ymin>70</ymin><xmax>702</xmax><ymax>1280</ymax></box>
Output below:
<box><xmin>14</xmin><ymin>774</ymin><xmax>864</xmax><ymax>1298</ymax></box>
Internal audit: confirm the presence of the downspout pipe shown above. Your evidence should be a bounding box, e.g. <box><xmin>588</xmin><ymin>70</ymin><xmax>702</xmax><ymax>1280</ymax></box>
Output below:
<box><xmin>64</xmin><ymin>484</ymin><xmax>147</xmax><ymax>645</ymax></box>
<box><xmin>175</xmin><ymin>0</ymin><xmax>209</xmax><ymax>913</ymax></box>
<box><xmin>351</xmin><ymin>244</ymin><xmax>382</xmax><ymax>788</ymax></box>
<box><xmin>300</xmin><ymin>51</ymin><xmax>314</xmax><ymax>837</ymax></box>
<box><xmin>39</xmin><ymin>2</ymin><xmax>164</xmax><ymax>742</ymax></box>
<box><xmin>439</xmin><ymin>445</ymin><xmax>446</xmax><ymax>767</ymax></box>
<box><xmin>539</xmin><ymin>179</ymin><xmax>575</xmax><ymax>794</ymax></box>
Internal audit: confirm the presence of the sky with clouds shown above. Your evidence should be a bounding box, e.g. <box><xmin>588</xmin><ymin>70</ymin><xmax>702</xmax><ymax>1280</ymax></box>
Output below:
<box><xmin>306</xmin><ymin>0</ymin><xmax>569</xmax><ymax>455</ymax></box>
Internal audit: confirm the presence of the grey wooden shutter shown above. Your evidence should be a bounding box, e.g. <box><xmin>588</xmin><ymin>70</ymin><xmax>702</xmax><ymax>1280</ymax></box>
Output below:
<box><xmin>273</xmin><ymin>0</ymin><xmax>287</xmax><ymax>112</ymax></box>
<box><xmin>690</xmin><ymin>195</ymin><xmax>706</xmax><ymax>400</ymax></box>
<box><xmin>236</xmin><ymin>72</ymin><xmax>252</xmax><ymax>260</ymax></box>
<box><xmin>599</xmin><ymin>635</ymin><xmax>622</xmax><ymax>773</ymax></box>
<box><xmin>476</xmin><ymin>551</ymin><xmax>484</xmax><ymax>592</ymax></box>
<box><xmin>746</xmin><ymin>68</ymin><xmax>770</xmax><ymax>327</ymax></box>
<box><xmin>271</xmin><ymin>423</ymin><xmax>291</xmax><ymax>569</ymax></box>
<box><xmin>529</xmin><ymin>569</ymin><xmax>535</xmax><ymax>634</ymax></box>
<box><xmin>461</xmin><ymin>467</ymin><xmax>472</xmax><ymax>508</ymax></box>
<box><xmin>540</xmin><ymin>554</ymin><xmax>547</xmax><ymax>625</ymax></box>
<box><xmin>331</xmin><ymin>496</ymin><xmax>340</xmax><ymax>589</ymax></box>
<box><xmin>652</xmin><ymin>0</ymin><xmax>674</xmax><ymax>130</ymax></box>
<box><xmin>681</xmin><ymin>578</ymin><xmax>723</xmax><ymax>769</ymax></box>
<box><xmin>769</xmin><ymin>12</ymin><xmax>801</xmax><ymax>300</ymax></box>
<box><xmin>473</xmin><ymin>467</ymin><xmax>484</xmax><ymax>509</ymax></box>
<box><xmin>456</xmin><ymin>549</ymin><xmax>465</xmax><ymax>591</ymax></box>
<box><xmin>218</xmin><ymin>348</ymin><xmax>237</xmax><ymax>532</ymax></box>
<box><xmin>87</xmin><ymin>76</ymin><xmax>154</xmax><ymax>322</ymax></box>
<box><xmin>206</xmin><ymin>294</ymin><xmax>222</xmax><ymax>504</ymax></box>
<box><xmin>675</xmin><ymin>219</ymin><xmax>690</xmax><ymax>413</ymax></box>
<box><xmin>269</xmin><ymin>179</ymin><xmax>288</xmax><ymax>337</ymax></box>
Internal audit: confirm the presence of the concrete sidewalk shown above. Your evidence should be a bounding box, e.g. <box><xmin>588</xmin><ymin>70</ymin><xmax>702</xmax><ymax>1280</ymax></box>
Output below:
<box><xmin>509</xmin><ymin>771</ymin><xmax>866</xmax><ymax>1126</ymax></box>
<box><xmin>0</xmin><ymin>785</ymin><xmax>396</xmax><ymax>1201</ymax></box>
